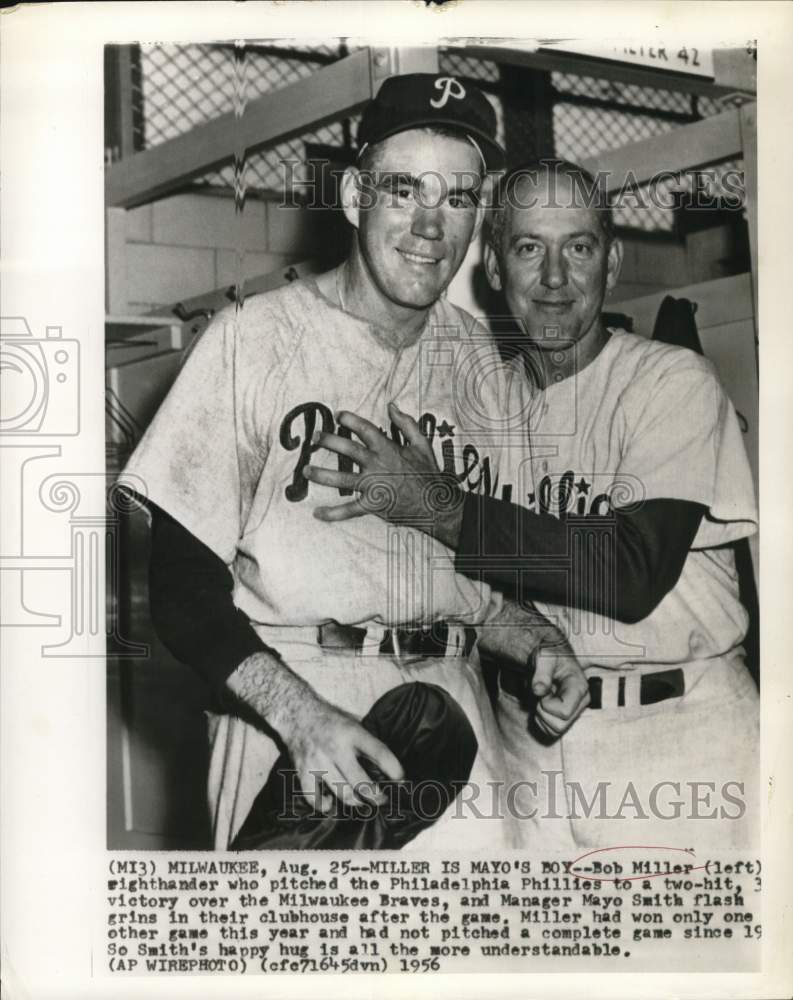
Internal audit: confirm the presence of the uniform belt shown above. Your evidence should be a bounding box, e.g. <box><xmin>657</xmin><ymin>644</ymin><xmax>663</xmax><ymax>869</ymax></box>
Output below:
<box><xmin>318</xmin><ymin>621</ymin><xmax>476</xmax><ymax>659</ymax></box>
<box><xmin>499</xmin><ymin>666</ymin><xmax>685</xmax><ymax>708</ymax></box>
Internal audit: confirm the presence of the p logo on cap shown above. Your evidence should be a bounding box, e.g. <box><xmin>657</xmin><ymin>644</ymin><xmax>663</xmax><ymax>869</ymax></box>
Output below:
<box><xmin>430</xmin><ymin>77</ymin><xmax>466</xmax><ymax>109</ymax></box>
<box><xmin>356</xmin><ymin>72</ymin><xmax>505</xmax><ymax>170</ymax></box>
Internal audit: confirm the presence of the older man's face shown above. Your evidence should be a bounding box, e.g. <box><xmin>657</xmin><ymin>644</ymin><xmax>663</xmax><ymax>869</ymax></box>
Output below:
<box><xmin>486</xmin><ymin>172</ymin><xmax>621</xmax><ymax>352</ymax></box>
<box><xmin>354</xmin><ymin>129</ymin><xmax>483</xmax><ymax>312</ymax></box>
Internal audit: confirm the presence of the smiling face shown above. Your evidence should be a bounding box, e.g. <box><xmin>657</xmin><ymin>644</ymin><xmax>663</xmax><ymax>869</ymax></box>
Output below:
<box><xmin>342</xmin><ymin>128</ymin><xmax>483</xmax><ymax>331</ymax></box>
<box><xmin>485</xmin><ymin>171</ymin><xmax>622</xmax><ymax>373</ymax></box>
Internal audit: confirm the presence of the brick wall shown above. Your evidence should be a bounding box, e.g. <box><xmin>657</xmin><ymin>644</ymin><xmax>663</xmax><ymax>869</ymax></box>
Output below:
<box><xmin>109</xmin><ymin>191</ymin><xmax>317</xmax><ymax>315</ymax></box>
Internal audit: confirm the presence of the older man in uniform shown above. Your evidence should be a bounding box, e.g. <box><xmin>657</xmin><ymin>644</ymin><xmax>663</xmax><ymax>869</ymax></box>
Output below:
<box><xmin>310</xmin><ymin>158</ymin><xmax>759</xmax><ymax>850</ymax></box>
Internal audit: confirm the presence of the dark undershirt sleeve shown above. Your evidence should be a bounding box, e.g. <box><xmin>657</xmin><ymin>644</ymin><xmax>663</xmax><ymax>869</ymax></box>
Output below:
<box><xmin>455</xmin><ymin>492</ymin><xmax>706</xmax><ymax>624</ymax></box>
<box><xmin>147</xmin><ymin>503</ymin><xmax>276</xmax><ymax>692</ymax></box>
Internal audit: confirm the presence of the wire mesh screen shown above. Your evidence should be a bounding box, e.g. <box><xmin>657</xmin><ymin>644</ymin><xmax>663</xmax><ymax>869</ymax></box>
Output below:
<box><xmin>553</xmin><ymin>101</ymin><xmax>679</xmax><ymax>158</ymax></box>
<box><xmin>550</xmin><ymin>71</ymin><xmax>744</xmax><ymax>231</ymax></box>
<box><xmin>128</xmin><ymin>43</ymin><xmax>744</xmax><ymax>231</ymax></box>
<box><xmin>553</xmin><ymin>72</ymin><xmax>696</xmax><ymax>115</ymax></box>
<box><xmin>136</xmin><ymin>42</ymin><xmax>356</xmax><ymax>194</ymax></box>
<box><xmin>438</xmin><ymin>50</ymin><xmax>506</xmax><ymax>150</ymax></box>
<box><xmin>553</xmin><ymin>101</ymin><xmax>681</xmax><ymax>231</ymax></box>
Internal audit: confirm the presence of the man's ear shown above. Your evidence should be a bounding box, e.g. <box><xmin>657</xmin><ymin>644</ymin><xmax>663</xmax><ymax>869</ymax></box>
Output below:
<box><xmin>341</xmin><ymin>166</ymin><xmax>361</xmax><ymax>229</ymax></box>
<box><xmin>470</xmin><ymin>173</ymin><xmax>498</xmax><ymax>248</ymax></box>
<box><xmin>483</xmin><ymin>240</ymin><xmax>503</xmax><ymax>292</ymax></box>
<box><xmin>605</xmin><ymin>236</ymin><xmax>624</xmax><ymax>291</ymax></box>
<box><xmin>470</xmin><ymin>198</ymin><xmax>485</xmax><ymax>246</ymax></box>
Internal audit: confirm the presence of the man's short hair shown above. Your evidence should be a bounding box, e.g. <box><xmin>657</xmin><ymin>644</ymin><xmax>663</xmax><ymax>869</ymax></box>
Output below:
<box><xmin>487</xmin><ymin>158</ymin><xmax>616</xmax><ymax>256</ymax></box>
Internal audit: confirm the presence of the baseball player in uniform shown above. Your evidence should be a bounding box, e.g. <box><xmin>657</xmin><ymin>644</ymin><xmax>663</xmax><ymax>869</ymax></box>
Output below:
<box><xmin>309</xmin><ymin>158</ymin><xmax>760</xmax><ymax>851</ymax></box>
<box><xmin>121</xmin><ymin>79</ymin><xmax>588</xmax><ymax>851</ymax></box>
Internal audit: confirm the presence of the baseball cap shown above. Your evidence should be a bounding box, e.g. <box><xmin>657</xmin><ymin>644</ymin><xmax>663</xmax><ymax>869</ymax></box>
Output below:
<box><xmin>357</xmin><ymin>73</ymin><xmax>505</xmax><ymax>171</ymax></box>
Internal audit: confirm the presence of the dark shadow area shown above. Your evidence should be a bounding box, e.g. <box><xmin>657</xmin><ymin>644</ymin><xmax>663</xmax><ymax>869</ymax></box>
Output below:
<box><xmin>302</xmin><ymin>143</ymin><xmax>356</xmax><ymax>272</ymax></box>
<box><xmin>107</xmin><ymin>505</ymin><xmax>213</xmax><ymax>849</ymax></box>
<box><xmin>734</xmin><ymin>537</ymin><xmax>760</xmax><ymax>689</ymax></box>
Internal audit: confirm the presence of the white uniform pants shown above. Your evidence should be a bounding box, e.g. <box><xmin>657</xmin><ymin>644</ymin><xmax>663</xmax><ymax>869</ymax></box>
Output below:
<box><xmin>497</xmin><ymin>653</ymin><xmax>760</xmax><ymax>852</ymax></box>
<box><xmin>207</xmin><ymin>629</ymin><xmax>519</xmax><ymax>851</ymax></box>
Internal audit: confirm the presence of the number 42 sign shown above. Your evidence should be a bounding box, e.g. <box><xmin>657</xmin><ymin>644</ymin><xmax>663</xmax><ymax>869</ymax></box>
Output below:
<box><xmin>542</xmin><ymin>40</ymin><xmax>715</xmax><ymax>78</ymax></box>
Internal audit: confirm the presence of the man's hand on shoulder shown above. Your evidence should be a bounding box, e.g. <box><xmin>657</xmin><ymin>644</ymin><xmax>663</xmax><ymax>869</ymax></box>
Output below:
<box><xmin>478</xmin><ymin>601</ymin><xmax>590</xmax><ymax>740</ymax></box>
<box><xmin>226</xmin><ymin>651</ymin><xmax>404</xmax><ymax>813</ymax></box>
<box><xmin>304</xmin><ymin>402</ymin><xmax>466</xmax><ymax>548</ymax></box>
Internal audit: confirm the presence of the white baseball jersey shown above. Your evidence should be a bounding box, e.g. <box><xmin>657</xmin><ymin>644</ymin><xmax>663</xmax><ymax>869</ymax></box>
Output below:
<box><xmin>495</xmin><ymin>328</ymin><xmax>760</xmax><ymax>850</ymax></box>
<box><xmin>121</xmin><ymin>278</ymin><xmax>517</xmax><ymax>849</ymax></box>
<box><xmin>123</xmin><ymin>279</ymin><xmax>509</xmax><ymax>631</ymax></box>
<box><xmin>499</xmin><ymin>327</ymin><xmax>758</xmax><ymax>671</ymax></box>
